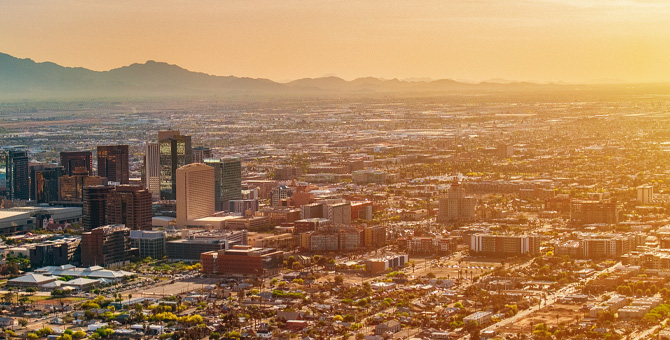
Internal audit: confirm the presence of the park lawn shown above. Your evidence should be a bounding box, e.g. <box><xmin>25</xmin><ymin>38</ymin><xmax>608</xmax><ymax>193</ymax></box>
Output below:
<box><xmin>28</xmin><ymin>296</ymin><xmax>51</xmax><ymax>302</ymax></box>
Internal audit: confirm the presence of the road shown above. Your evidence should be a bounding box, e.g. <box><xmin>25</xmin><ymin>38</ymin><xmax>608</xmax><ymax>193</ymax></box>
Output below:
<box><xmin>627</xmin><ymin>317</ymin><xmax>667</xmax><ymax>340</ymax></box>
<box><xmin>458</xmin><ymin>262</ymin><xmax>621</xmax><ymax>339</ymax></box>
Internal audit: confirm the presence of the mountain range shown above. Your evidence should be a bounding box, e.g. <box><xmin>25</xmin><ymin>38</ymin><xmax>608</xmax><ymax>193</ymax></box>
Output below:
<box><xmin>0</xmin><ymin>52</ymin><xmax>660</xmax><ymax>100</ymax></box>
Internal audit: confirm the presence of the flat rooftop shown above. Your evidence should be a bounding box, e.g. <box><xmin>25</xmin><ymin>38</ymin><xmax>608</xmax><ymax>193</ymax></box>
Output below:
<box><xmin>0</xmin><ymin>210</ymin><xmax>30</xmax><ymax>220</ymax></box>
<box><xmin>194</xmin><ymin>216</ymin><xmax>242</xmax><ymax>222</ymax></box>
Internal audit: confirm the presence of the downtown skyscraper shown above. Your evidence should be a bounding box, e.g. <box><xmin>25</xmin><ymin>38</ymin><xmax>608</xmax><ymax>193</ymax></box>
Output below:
<box><xmin>204</xmin><ymin>157</ymin><xmax>242</xmax><ymax>211</ymax></box>
<box><xmin>2</xmin><ymin>149</ymin><xmax>29</xmax><ymax>200</ymax></box>
<box><xmin>158</xmin><ymin>130</ymin><xmax>192</xmax><ymax>200</ymax></box>
<box><xmin>97</xmin><ymin>145</ymin><xmax>129</xmax><ymax>184</ymax></box>
<box><xmin>60</xmin><ymin>151</ymin><xmax>92</xmax><ymax>176</ymax></box>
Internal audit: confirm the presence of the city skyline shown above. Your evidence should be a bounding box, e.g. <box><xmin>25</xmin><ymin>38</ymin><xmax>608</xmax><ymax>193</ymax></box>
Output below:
<box><xmin>2</xmin><ymin>0</ymin><xmax>670</xmax><ymax>83</ymax></box>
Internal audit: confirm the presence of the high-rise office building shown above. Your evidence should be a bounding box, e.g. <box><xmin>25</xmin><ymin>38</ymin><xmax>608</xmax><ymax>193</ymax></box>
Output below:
<box><xmin>176</xmin><ymin>163</ymin><xmax>215</xmax><ymax>227</ymax></box>
<box><xmin>437</xmin><ymin>181</ymin><xmax>476</xmax><ymax>223</ymax></box>
<box><xmin>2</xmin><ymin>149</ymin><xmax>29</xmax><ymax>200</ymax></box>
<box><xmin>106</xmin><ymin>185</ymin><xmax>152</xmax><ymax>230</ymax></box>
<box><xmin>97</xmin><ymin>145</ymin><xmax>129</xmax><ymax>184</ymax></box>
<box><xmin>204</xmin><ymin>157</ymin><xmax>242</xmax><ymax>211</ymax></box>
<box><xmin>144</xmin><ymin>143</ymin><xmax>160</xmax><ymax>201</ymax></box>
<box><xmin>158</xmin><ymin>130</ymin><xmax>192</xmax><ymax>200</ymax></box>
<box><xmin>81</xmin><ymin>225</ymin><xmax>132</xmax><ymax>268</ymax></box>
<box><xmin>58</xmin><ymin>167</ymin><xmax>107</xmax><ymax>202</ymax></box>
<box><xmin>192</xmin><ymin>146</ymin><xmax>212</xmax><ymax>164</ymax></box>
<box><xmin>637</xmin><ymin>185</ymin><xmax>654</xmax><ymax>204</ymax></box>
<box><xmin>60</xmin><ymin>151</ymin><xmax>92</xmax><ymax>176</ymax></box>
<box><xmin>29</xmin><ymin>164</ymin><xmax>63</xmax><ymax>203</ymax></box>
<box><xmin>327</xmin><ymin>202</ymin><xmax>352</xmax><ymax>225</ymax></box>
<box><xmin>82</xmin><ymin>185</ymin><xmax>114</xmax><ymax>230</ymax></box>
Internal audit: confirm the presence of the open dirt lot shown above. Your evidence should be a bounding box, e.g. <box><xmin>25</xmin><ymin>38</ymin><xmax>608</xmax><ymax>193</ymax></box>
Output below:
<box><xmin>123</xmin><ymin>278</ymin><xmax>221</xmax><ymax>298</ymax></box>
<box><xmin>499</xmin><ymin>303</ymin><xmax>583</xmax><ymax>333</ymax></box>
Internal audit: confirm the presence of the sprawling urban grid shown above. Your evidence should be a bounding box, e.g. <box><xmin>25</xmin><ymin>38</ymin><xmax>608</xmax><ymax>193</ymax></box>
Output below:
<box><xmin>2</xmin><ymin>91</ymin><xmax>670</xmax><ymax>340</ymax></box>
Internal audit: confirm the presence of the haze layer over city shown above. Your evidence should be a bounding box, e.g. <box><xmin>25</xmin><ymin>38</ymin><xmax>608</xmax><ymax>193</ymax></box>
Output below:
<box><xmin>2</xmin><ymin>2</ymin><xmax>670</xmax><ymax>340</ymax></box>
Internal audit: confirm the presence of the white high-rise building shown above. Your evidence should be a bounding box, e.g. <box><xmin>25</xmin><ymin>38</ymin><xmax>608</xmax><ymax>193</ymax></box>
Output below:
<box><xmin>176</xmin><ymin>163</ymin><xmax>215</xmax><ymax>227</ymax></box>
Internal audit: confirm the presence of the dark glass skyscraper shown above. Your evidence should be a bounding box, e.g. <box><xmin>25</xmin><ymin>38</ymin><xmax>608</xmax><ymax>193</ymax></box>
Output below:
<box><xmin>82</xmin><ymin>185</ymin><xmax>114</xmax><ymax>230</ymax></box>
<box><xmin>106</xmin><ymin>185</ymin><xmax>153</xmax><ymax>230</ymax></box>
<box><xmin>192</xmin><ymin>146</ymin><xmax>212</xmax><ymax>163</ymax></box>
<box><xmin>158</xmin><ymin>131</ymin><xmax>192</xmax><ymax>200</ymax></box>
<box><xmin>29</xmin><ymin>164</ymin><xmax>63</xmax><ymax>203</ymax></box>
<box><xmin>97</xmin><ymin>145</ymin><xmax>129</xmax><ymax>184</ymax></box>
<box><xmin>204</xmin><ymin>157</ymin><xmax>242</xmax><ymax>211</ymax></box>
<box><xmin>60</xmin><ymin>151</ymin><xmax>92</xmax><ymax>176</ymax></box>
<box><xmin>2</xmin><ymin>149</ymin><xmax>29</xmax><ymax>200</ymax></box>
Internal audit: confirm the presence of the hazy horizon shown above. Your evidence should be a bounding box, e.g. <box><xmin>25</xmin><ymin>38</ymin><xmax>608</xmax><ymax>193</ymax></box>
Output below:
<box><xmin>2</xmin><ymin>1</ymin><xmax>670</xmax><ymax>84</ymax></box>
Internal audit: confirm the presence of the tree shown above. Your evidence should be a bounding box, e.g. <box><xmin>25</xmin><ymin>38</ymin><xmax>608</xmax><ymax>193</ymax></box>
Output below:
<box><xmin>533</xmin><ymin>323</ymin><xmax>552</xmax><ymax>340</ymax></box>
<box><xmin>36</xmin><ymin>327</ymin><xmax>55</xmax><ymax>337</ymax></box>
<box><xmin>18</xmin><ymin>318</ymin><xmax>28</xmax><ymax>328</ymax></box>
<box><xmin>18</xmin><ymin>295</ymin><xmax>30</xmax><ymax>305</ymax></box>
<box><xmin>27</xmin><ymin>333</ymin><xmax>39</xmax><ymax>340</ymax></box>
<box><xmin>72</xmin><ymin>331</ymin><xmax>87</xmax><ymax>339</ymax></box>
<box><xmin>2</xmin><ymin>292</ymin><xmax>13</xmax><ymax>304</ymax></box>
<box><xmin>225</xmin><ymin>331</ymin><xmax>241</xmax><ymax>340</ymax></box>
<box><xmin>334</xmin><ymin>275</ymin><xmax>344</xmax><ymax>285</ymax></box>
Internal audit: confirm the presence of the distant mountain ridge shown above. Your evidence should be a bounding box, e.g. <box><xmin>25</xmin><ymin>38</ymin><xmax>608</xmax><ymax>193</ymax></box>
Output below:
<box><xmin>0</xmin><ymin>52</ymin><xmax>652</xmax><ymax>100</ymax></box>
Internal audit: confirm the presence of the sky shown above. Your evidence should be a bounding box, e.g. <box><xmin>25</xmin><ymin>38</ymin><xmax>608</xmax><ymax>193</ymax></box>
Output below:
<box><xmin>1</xmin><ymin>0</ymin><xmax>670</xmax><ymax>83</ymax></box>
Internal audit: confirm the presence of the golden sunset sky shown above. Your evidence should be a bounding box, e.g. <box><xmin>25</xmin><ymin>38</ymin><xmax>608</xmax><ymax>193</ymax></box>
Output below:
<box><xmin>2</xmin><ymin>0</ymin><xmax>670</xmax><ymax>83</ymax></box>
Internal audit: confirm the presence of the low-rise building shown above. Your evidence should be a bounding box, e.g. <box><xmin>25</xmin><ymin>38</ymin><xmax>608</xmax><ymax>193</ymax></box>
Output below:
<box><xmin>130</xmin><ymin>230</ymin><xmax>166</xmax><ymax>259</ymax></box>
<box><xmin>374</xmin><ymin>320</ymin><xmax>401</xmax><ymax>335</ymax></box>
<box><xmin>200</xmin><ymin>245</ymin><xmax>283</xmax><ymax>277</ymax></box>
<box><xmin>463</xmin><ymin>311</ymin><xmax>492</xmax><ymax>326</ymax></box>
<box><xmin>81</xmin><ymin>225</ymin><xmax>133</xmax><ymax>268</ymax></box>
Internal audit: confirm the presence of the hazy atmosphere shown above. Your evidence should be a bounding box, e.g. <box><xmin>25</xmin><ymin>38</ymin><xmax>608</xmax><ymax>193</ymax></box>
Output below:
<box><xmin>2</xmin><ymin>0</ymin><xmax>670</xmax><ymax>82</ymax></box>
<box><xmin>4</xmin><ymin>2</ymin><xmax>670</xmax><ymax>340</ymax></box>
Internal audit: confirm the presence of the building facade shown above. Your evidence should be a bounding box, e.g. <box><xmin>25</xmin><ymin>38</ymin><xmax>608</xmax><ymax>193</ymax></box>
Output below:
<box><xmin>58</xmin><ymin>167</ymin><xmax>107</xmax><ymax>202</ymax></box>
<box><xmin>144</xmin><ymin>143</ymin><xmax>160</xmax><ymax>201</ymax></box>
<box><xmin>81</xmin><ymin>225</ymin><xmax>132</xmax><ymax>268</ymax></box>
<box><xmin>192</xmin><ymin>146</ymin><xmax>212</xmax><ymax>164</ymax></box>
<box><xmin>570</xmin><ymin>200</ymin><xmax>620</xmax><ymax>225</ymax></box>
<box><xmin>97</xmin><ymin>145</ymin><xmax>129</xmax><ymax>184</ymax></box>
<box><xmin>158</xmin><ymin>130</ymin><xmax>192</xmax><ymax>200</ymax></box>
<box><xmin>82</xmin><ymin>185</ymin><xmax>114</xmax><ymax>230</ymax></box>
<box><xmin>470</xmin><ymin>234</ymin><xmax>540</xmax><ymax>256</ymax></box>
<box><xmin>204</xmin><ymin>157</ymin><xmax>242</xmax><ymax>211</ymax></box>
<box><xmin>2</xmin><ymin>149</ymin><xmax>29</xmax><ymax>200</ymax></box>
<box><xmin>130</xmin><ymin>230</ymin><xmax>166</xmax><ymax>259</ymax></box>
<box><xmin>437</xmin><ymin>181</ymin><xmax>476</xmax><ymax>223</ymax></box>
<box><xmin>176</xmin><ymin>163</ymin><xmax>215</xmax><ymax>227</ymax></box>
<box><xmin>60</xmin><ymin>151</ymin><xmax>92</xmax><ymax>176</ymax></box>
<box><xmin>106</xmin><ymin>185</ymin><xmax>152</xmax><ymax>230</ymax></box>
<box><xmin>271</xmin><ymin>185</ymin><xmax>293</xmax><ymax>207</ymax></box>
<box><xmin>29</xmin><ymin>164</ymin><xmax>63</xmax><ymax>203</ymax></box>
<box><xmin>327</xmin><ymin>202</ymin><xmax>352</xmax><ymax>225</ymax></box>
<box><xmin>201</xmin><ymin>245</ymin><xmax>283</xmax><ymax>277</ymax></box>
